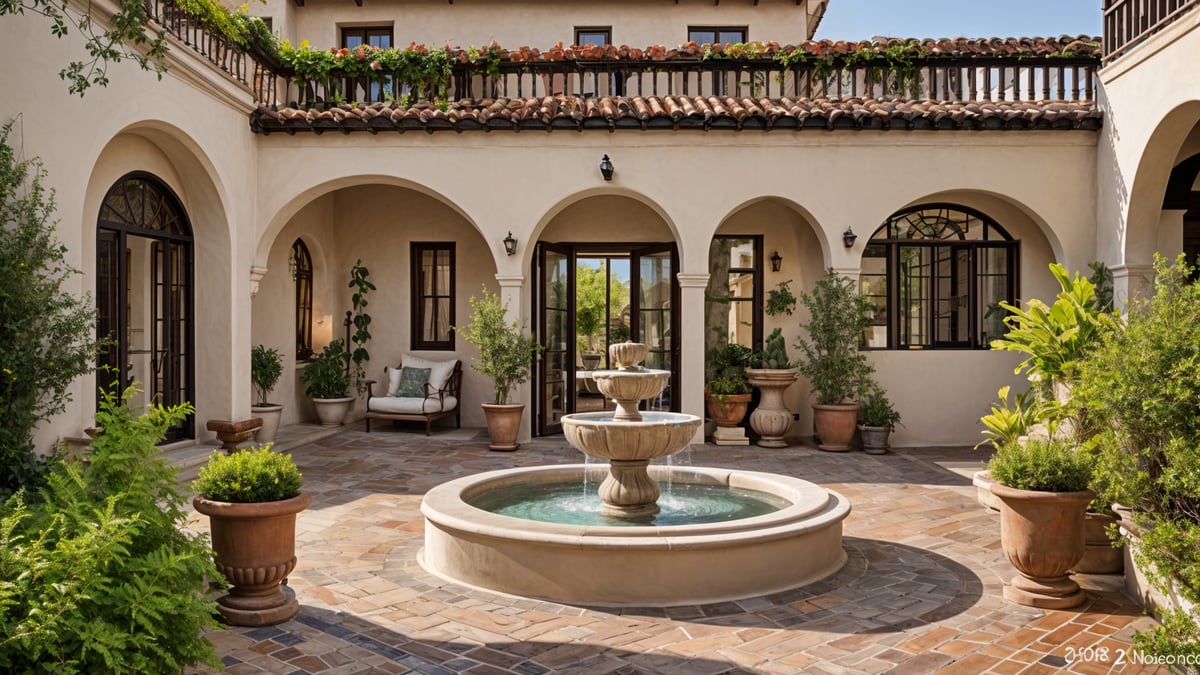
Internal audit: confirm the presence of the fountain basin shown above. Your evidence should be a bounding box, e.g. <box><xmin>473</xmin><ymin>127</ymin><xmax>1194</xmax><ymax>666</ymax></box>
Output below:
<box><xmin>562</xmin><ymin>411</ymin><xmax>702</xmax><ymax>461</ymax></box>
<box><xmin>421</xmin><ymin>464</ymin><xmax>850</xmax><ymax>606</ymax></box>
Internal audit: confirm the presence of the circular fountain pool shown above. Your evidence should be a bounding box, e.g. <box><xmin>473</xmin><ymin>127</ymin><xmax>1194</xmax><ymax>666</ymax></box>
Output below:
<box><xmin>421</xmin><ymin>464</ymin><xmax>851</xmax><ymax>606</ymax></box>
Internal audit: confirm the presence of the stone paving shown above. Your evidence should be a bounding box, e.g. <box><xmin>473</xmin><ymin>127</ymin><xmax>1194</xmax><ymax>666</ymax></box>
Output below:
<box><xmin>185</xmin><ymin>426</ymin><xmax>1165</xmax><ymax>674</ymax></box>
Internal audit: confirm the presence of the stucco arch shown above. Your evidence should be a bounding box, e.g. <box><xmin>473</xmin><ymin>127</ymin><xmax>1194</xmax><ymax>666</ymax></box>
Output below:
<box><xmin>1123</xmin><ymin>101</ymin><xmax>1200</xmax><ymax>264</ymax></box>
<box><xmin>716</xmin><ymin>196</ymin><xmax>831</xmax><ymax>268</ymax></box>
<box><xmin>527</xmin><ymin>187</ymin><xmax>682</xmax><ymax>266</ymax></box>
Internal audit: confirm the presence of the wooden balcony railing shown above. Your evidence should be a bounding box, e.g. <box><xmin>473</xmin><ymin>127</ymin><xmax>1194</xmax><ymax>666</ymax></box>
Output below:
<box><xmin>1103</xmin><ymin>0</ymin><xmax>1200</xmax><ymax>65</ymax></box>
<box><xmin>262</xmin><ymin>52</ymin><xmax>1099</xmax><ymax>111</ymax></box>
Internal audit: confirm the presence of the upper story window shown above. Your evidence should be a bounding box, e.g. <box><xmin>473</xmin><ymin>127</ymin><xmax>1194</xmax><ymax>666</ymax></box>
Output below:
<box><xmin>861</xmin><ymin>205</ymin><xmax>1018</xmax><ymax>350</ymax></box>
<box><xmin>292</xmin><ymin>239</ymin><xmax>313</xmax><ymax>360</ymax></box>
<box><xmin>341</xmin><ymin>26</ymin><xmax>393</xmax><ymax>102</ymax></box>
<box><xmin>412</xmin><ymin>242</ymin><xmax>455</xmax><ymax>350</ymax></box>
<box><xmin>688</xmin><ymin>27</ymin><xmax>747</xmax><ymax>45</ymax></box>
<box><xmin>575</xmin><ymin>27</ymin><xmax>611</xmax><ymax>47</ymax></box>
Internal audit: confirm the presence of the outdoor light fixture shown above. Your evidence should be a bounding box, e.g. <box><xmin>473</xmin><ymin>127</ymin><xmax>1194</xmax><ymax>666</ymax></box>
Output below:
<box><xmin>770</xmin><ymin>250</ymin><xmax>782</xmax><ymax>272</ymax></box>
<box><xmin>503</xmin><ymin>231</ymin><xmax>518</xmax><ymax>256</ymax></box>
<box><xmin>599</xmin><ymin>154</ymin><xmax>614</xmax><ymax>181</ymax></box>
<box><xmin>842</xmin><ymin>227</ymin><xmax>858</xmax><ymax>248</ymax></box>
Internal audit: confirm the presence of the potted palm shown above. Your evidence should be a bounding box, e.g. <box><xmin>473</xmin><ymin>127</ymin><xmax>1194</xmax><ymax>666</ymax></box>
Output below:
<box><xmin>251</xmin><ymin>344</ymin><xmax>285</xmax><ymax>443</ymax></box>
<box><xmin>859</xmin><ymin>386</ymin><xmax>901</xmax><ymax>455</ymax></box>
<box><xmin>795</xmin><ymin>269</ymin><xmax>876</xmax><ymax>452</ymax></box>
<box><xmin>300</xmin><ymin>339</ymin><xmax>353</xmax><ymax>426</ymax></box>
<box><xmin>746</xmin><ymin>327</ymin><xmax>799</xmax><ymax>447</ymax></box>
<box><xmin>987</xmin><ymin>438</ymin><xmax>1094</xmax><ymax>609</ymax></box>
<box><xmin>454</xmin><ymin>287</ymin><xmax>541</xmax><ymax>451</ymax></box>
<box><xmin>192</xmin><ymin>447</ymin><xmax>310</xmax><ymax>626</ymax></box>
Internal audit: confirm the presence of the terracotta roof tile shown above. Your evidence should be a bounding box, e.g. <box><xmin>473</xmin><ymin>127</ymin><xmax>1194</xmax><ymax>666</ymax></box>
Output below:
<box><xmin>251</xmin><ymin>95</ymin><xmax>1102</xmax><ymax>135</ymax></box>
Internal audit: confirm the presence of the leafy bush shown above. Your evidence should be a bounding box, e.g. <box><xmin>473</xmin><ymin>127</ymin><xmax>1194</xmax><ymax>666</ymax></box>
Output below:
<box><xmin>192</xmin><ymin>447</ymin><xmax>302</xmax><ymax>503</ymax></box>
<box><xmin>0</xmin><ymin>121</ymin><xmax>99</xmax><ymax>495</ymax></box>
<box><xmin>705</xmin><ymin>341</ymin><xmax>753</xmax><ymax>398</ymax></box>
<box><xmin>300</xmin><ymin>339</ymin><xmax>351</xmax><ymax>399</ymax></box>
<box><xmin>795</xmin><ymin>269</ymin><xmax>875</xmax><ymax>405</ymax></box>
<box><xmin>975</xmin><ymin>385</ymin><xmax>1057</xmax><ymax>451</ymax></box>
<box><xmin>764</xmin><ymin>280</ymin><xmax>796</xmax><ymax>317</ymax></box>
<box><xmin>987</xmin><ymin>438</ymin><xmax>1093</xmax><ymax>493</ymax></box>
<box><xmin>0</xmin><ymin>387</ymin><xmax>223</xmax><ymax>672</ymax></box>
<box><xmin>251</xmin><ymin>344</ymin><xmax>284</xmax><ymax>406</ymax></box>
<box><xmin>860</xmin><ymin>387</ymin><xmax>901</xmax><ymax>429</ymax></box>
<box><xmin>454</xmin><ymin>287</ymin><xmax>542</xmax><ymax>405</ymax></box>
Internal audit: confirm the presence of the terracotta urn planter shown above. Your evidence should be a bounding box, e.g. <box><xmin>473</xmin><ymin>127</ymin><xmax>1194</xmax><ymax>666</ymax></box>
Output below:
<box><xmin>252</xmin><ymin>404</ymin><xmax>284</xmax><ymax>443</ymax></box>
<box><xmin>1073</xmin><ymin>512</ymin><xmax>1124</xmax><ymax>575</ymax></box>
<box><xmin>745</xmin><ymin>368</ymin><xmax>799</xmax><ymax>448</ymax></box>
<box><xmin>482</xmin><ymin>403</ymin><xmax>524</xmax><ymax>451</ymax></box>
<box><xmin>812</xmin><ymin>403</ymin><xmax>859</xmax><ymax>452</ymax></box>
<box><xmin>193</xmin><ymin>491</ymin><xmax>312</xmax><ymax>626</ymax></box>
<box><xmin>705</xmin><ymin>393</ymin><xmax>751</xmax><ymax>428</ymax></box>
<box><xmin>989</xmin><ymin>482</ymin><xmax>1094</xmax><ymax>609</ymax></box>
<box><xmin>312</xmin><ymin>396</ymin><xmax>353</xmax><ymax>426</ymax></box>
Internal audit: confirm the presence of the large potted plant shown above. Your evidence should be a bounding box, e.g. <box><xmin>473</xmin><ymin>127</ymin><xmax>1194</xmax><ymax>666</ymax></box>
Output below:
<box><xmin>795</xmin><ymin>269</ymin><xmax>875</xmax><ymax>452</ymax></box>
<box><xmin>704</xmin><ymin>340</ymin><xmax>753</xmax><ymax>444</ymax></box>
<box><xmin>251</xmin><ymin>344</ymin><xmax>285</xmax><ymax>443</ymax></box>
<box><xmin>987</xmin><ymin>438</ymin><xmax>1094</xmax><ymax>609</ymax></box>
<box><xmin>300</xmin><ymin>339</ymin><xmax>353</xmax><ymax>426</ymax></box>
<box><xmin>746</xmin><ymin>328</ymin><xmax>799</xmax><ymax>447</ymax></box>
<box><xmin>454</xmin><ymin>287</ymin><xmax>541</xmax><ymax>451</ymax></box>
<box><xmin>859</xmin><ymin>385</ymin><xmax>901</xmax><ymax>455</ymax></box>
<box><xmin>192</xmin><ymin>446</ymin><xmax>310</xmax><ymax>626</ymax></box>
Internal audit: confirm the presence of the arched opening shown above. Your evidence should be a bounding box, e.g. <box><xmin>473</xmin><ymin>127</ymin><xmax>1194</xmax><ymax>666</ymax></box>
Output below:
<box><xmin>96</xmin><ymin>172</ymin><xmax>195</xmax><ymax>441</ymax></box>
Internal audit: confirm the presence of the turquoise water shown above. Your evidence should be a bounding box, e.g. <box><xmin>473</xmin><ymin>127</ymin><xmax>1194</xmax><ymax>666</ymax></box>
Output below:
<box><xmin>468</xmin><ymin>480</ymin><xmax>790</xmax><ymax>527</ymax></box>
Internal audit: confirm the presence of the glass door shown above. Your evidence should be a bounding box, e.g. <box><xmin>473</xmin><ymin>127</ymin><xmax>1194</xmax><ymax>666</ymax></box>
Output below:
<box><xmin>536</xmin><ymin>243</ymin><xmax>573</xmax><ymax>435</ymax></box>
<box><xmin>631</xmin><ymin>245</ymin><xmax>678</xmax><ymax>412</ymax></box>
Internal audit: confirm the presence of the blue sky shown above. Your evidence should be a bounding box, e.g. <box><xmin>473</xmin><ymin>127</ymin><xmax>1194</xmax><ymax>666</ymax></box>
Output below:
<box><xmin>815</xmin><ymin>0</ymin><xmax>1103</xmax><ymax>41</ymax></box>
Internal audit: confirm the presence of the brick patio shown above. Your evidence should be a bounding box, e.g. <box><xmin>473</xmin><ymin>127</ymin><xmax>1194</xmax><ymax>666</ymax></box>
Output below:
<box><xmin>185</xmin><ymin>426</ymin><xmax>1164</xmax><ymax>674</ymax></box>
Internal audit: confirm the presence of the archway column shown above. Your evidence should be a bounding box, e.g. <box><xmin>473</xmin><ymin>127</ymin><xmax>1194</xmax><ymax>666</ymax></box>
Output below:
<box><xmin>1155</xmin><ymin>209</ymin><xmax>1188</xmax><ymax>262</ymax></box>
<box><xmin>676</xmin><ymin>273</ymin><xmax>710</xmax><ymax>444</ymax></box>
<box><xmin>1111</xmin><ymin>263</ymin><xmax>1156</xmax><ymax>308</ymax></box>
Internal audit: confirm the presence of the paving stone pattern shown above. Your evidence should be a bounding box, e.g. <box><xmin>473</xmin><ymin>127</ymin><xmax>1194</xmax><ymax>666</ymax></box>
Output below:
<box><xmin>185</xmin><ymin>428</ymin><xmax>1165</xmax><ymax>674</ymax></box>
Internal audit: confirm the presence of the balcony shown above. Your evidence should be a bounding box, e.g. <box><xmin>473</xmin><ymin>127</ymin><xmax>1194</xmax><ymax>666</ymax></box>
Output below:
<box><xmin>1103</xmin><ymin>0</ymin><xmax>1200</xmax><ymax>65</ymax></box>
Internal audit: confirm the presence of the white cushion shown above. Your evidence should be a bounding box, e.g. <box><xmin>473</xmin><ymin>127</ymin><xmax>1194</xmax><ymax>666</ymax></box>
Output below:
<box><xmin>368</xmin><ymin>395</ymin><xmax>457</xmax><ymax>415</ymax></box>
<box><xmin>402</xmin><ymin>355</ymin><xmax>456</xmax><ymax>392</ymax></box>
<box><xmin>384</xmin><ymin>366</ymin><xmax>408</xmax><ymax>397</ymax></box>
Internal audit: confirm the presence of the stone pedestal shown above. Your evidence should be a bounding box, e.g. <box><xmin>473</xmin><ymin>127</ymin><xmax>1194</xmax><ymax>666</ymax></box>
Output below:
<box><xmin>206</xmin><ymin>418</ymin><xmax>264</xmax><ymax>453</ymax></box>
<box><xmin>746</xmin><ymin>368</ymin><xmax>799</xmax><ymax>448</ymax></box>
<box><xmin>713</xmin><ymin>425</ymin><xmax>750</xmax><ymax>446</ymax></box>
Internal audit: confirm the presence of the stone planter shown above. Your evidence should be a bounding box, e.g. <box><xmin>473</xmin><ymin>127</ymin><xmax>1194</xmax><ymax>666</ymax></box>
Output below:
<box><xmin>251</xmin><ymin>404</ymin><xmax>284</xmax><ymax>444</ymax></box>
<box><xmin>812</xmin><ymin>404</ymin><xmax>859</xmax><ymax>452</ymax></box>
<box><xmin>193</xmin><ymin>491</ymin><xmax>312</xmax><ymax>626</ymax></box>
<box><xmin>1073</xmin><ymin>512</ymin><xmax>1123</xmax><ymax>575</ymax></box>
<box><xmin>312</xmin><ymin>397</ymin><xmax>353</xmax><ymax>426</ymax></box>
<box><xmin>745</xmin><ymin>368</ymin><xmax>799</xmax><ymax>448</ymax></box>
<box><xmin>989</xmin><ymin>482</ymin><xmax>1094</xmax><ymax>609</ymax></box>
<box><xmin>859</xmin><ymin>425</ymin><xmax>891</xmax><ymax>455</ymax></box>
<box><xmin>581</xmin><ymin>353</ymin><xmax>602</xmax><ymax>370</ymax></box>
<box><xmin>482</xmin><ymin>403</ymin><xmax>524</xmax><ymax>451</ymax></box>
<box><xmin>1114</xmin><ymin>507</ymin><xmax>1198</xmax><ymax>621</ymax></box>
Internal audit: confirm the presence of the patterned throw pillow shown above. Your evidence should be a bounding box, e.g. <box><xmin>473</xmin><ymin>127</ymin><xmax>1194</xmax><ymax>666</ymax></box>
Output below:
<box><xmin>396</xmin><ymin>367</ymin><xmax>430</xmax><ymax>397</ymax></box>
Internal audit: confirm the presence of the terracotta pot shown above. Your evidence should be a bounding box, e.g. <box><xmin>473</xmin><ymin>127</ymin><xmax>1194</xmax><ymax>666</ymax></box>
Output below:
<box><xmin>745</xmin><ymin>368</ymin><xmax>799</xmax><ymax>448</ymax></box>
<box><xmin>812</xmin><ymin>403</ymin><xmax>859</xmax><ymax>452</ymax></box>
<box><xmin>193</xmin><ymin>491</ymin><xmax>312</xmax><ymax>626</ymax></box>
<box><xmin>252</xmin><ymin>404</ymin><xmax>284</xmax><ymax>444</ymax></box>
<box><xmin>705</xmin><ymin>393</ymin><xmax>751</xmax><ymax>428</ymax></box>
<box><xmin>482</xmin><ymin>403</ymin><xmax>524</xmax><ymax>451</ymax></box>
<box><xmin>312</xmin><ymin>397</ymin><xmax>353</xmax><ymax>426</ymax></box>
<box><xmin>1073</xmin><ymin>512</ymin><xmax>1123</xmax><ymax>575</ymax></box>
<box><xmin>859</xmin><ymin>425</ymin><xmax>891</xmax><ymax>455</ymax></box>
<box><xmin>989</xmin><ymin>482</ymin><xmax>1094</xmax><ymax>609</ymax></box>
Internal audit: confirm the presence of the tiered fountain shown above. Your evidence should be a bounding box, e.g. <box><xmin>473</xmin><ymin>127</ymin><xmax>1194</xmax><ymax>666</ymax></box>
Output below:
<box><xmin>421</xmin><ymin>342</ymin><xmax>850</xmax><ymax>606</ymax></box>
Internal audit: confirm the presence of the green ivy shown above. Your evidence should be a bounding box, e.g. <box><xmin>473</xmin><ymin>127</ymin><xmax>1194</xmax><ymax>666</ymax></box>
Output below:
<box><xmin>348</xmin><ymin>259</ymin><xmax>374</xmax><ymax>395</ymax></box>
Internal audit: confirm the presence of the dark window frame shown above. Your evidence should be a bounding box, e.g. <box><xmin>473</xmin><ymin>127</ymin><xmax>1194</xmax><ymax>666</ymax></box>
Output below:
<box><xmin>574</xmin><ymin>26</ymin><xmax>612</xmax><ymax>46</ymax></box>
<box><xmin>292</xmin><ymin>239</ymin><xmax>313</xmax><ymax>360</ymax></box>
<box><xmin>863</xmin><ymin>204</ymin><xmax>1019</xmax><ymax>351</ymax></box>
<box><xmin>411</xmin><ymin>242</ymin><xmax>456</xmax><ymax>351</ymax></box>
<box><xmin>340</xmin><ymin>25</ymin><xmax>394</xmax><ymax>102</ymax></box>
<box><xmin>687</xmin><ymin>26</ymin><xmax>748</xmax><ymax>44</ymax></box>
<box><xmin>710</xmin><ymin>234</ymin><xmax>764</xmax><ymax>350</ymax></box>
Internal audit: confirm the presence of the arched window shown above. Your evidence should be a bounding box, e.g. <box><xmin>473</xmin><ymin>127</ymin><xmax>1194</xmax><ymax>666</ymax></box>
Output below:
<box><xmin>861</xmin><ymin>204</ymin><xmax>1018</xmax><ymax>349</ymax></box>
<box><xmin>292</xmin><ymin>239</ymin><xmax>313</xmax><ymax>360</ymax></box>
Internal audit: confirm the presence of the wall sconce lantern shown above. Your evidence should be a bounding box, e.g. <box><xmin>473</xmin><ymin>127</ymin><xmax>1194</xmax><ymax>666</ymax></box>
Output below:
<box><xmin>503</xmin><ymin>231</ymin><xmax>518</xmax><ymax>256</ymax></box>
<box><xmin>842</xmin><ymin>227</ymin><xmax>858</xmax><ymax>248</ymax></box>
<box><xmin>599</xmin><ymin>154</ymin><xmax>614</xmax><ymax>181</ymax></box>
<box><xmin>770</xmin><ymin>250</ymin><xmax>782</xmax><ymax>272</ymax></box>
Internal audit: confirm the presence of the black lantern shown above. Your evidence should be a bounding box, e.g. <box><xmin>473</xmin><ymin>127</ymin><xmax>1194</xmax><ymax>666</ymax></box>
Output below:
<box><xmin>503</xmin><ymin>231</ymin><xmax>518</xmax><ymax>256</ymax></box>
<box><xmin>599</xmin><ymin>154</ymin><xmax>614</xmax><ymax>181</ymax></box>
<box><xmin>842</xmin><ymin>227</ymin><xmax>858</xmax><ymax>248</ymax></box>
<box><xmin>770</xmin><ymin>250</ymin><xmax>782</xmax><ymax>272</ymax></box>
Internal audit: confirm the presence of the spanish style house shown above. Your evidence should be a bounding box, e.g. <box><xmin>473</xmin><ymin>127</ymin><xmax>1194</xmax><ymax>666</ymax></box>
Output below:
<box><xmin>1</xmin><ymin>0</ymin><xmax>1197</xmax><ymax>451</ymax></box>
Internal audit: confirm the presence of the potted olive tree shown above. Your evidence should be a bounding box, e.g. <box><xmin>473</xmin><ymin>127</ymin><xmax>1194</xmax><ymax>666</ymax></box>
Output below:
<box><xmin>795</xmin><ymin>269</ymin><xmax>875</xmax><ymax>452</ymax></box>
<box><xmin>454</xmin><ymin>287</ymin><xmax>541</xmax><ymax>451</ymax></box>
<box><xmin>192</xmin><ymin>446</ymin><xmax>310</xmax><ymax>626</ymax></box>
<box><xmin>300</xmin><ymin>339</ymin><xmax>353</xmax><ymax>426</ymax></box>
<box><xmin>251</xmin><ymin>344</ymin><xmax>285</xmax><ymax>443</ymax></box>
<box><xmin>987</xmin><ymin>438</ymin><xmax>1094</xmax><ymax>609</ymax></box>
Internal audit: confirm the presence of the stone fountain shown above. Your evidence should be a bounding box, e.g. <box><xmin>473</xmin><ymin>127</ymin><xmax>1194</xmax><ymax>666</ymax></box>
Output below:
<box><xmin>421</xmin><ymin>342</ymin><xmax>851</xmax><ymax>606</ymax></box>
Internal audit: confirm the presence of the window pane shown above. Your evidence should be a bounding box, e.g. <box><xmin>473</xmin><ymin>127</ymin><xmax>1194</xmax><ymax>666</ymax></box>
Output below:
<box><xmin>978</xmin><ymin>246</ymin><xmax>1011</xmax><ymax>345</ymax></box>
<box><xmin>861</xmin><ymin>244</ymin><xmax>888</xmax><ymax>348</ymax></box>
<box><xmin>689</xmin><ymin>30</ymin><xmax>716</xmax><ymax>44</ymax></box>
<box><xmin>719</xmin><ymin>30</ymin><xmax>746</xmax><ymax>44</ymax></box>
<box><xmin>898</xmin><ymin>246</ymin><xmax>930</xmax><ymax>347</ymax></box>
<box><xmin>576</xmin><ymin>29</ymin><xmax>610</xmax><ymax>46</ymax></box>
<box><xmin>411</xmin><ymin>243</ymin><xmax>454</xmax><ymax>349</ymax></box>
<box><xmin>435</xmin><ymin>297</ymin><xmax>451</xmax><ymax>342</ymax></box>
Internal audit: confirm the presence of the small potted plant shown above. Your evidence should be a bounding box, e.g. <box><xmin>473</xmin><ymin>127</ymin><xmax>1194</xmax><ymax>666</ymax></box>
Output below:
<box><xmin>251</xmin><ymin>344</ymin><xmax>285</xmax><ymax>443</ymax></box>
<box><xmin>745</xmin><ymin>328</ymin><xmax>799</xmax><ymax>447</ymax></box>
<box><xmin>300</xmin><ymin>339</ymin><xmax>353</xmax><ymax>426</ymax></box>
<box><xmin>859</xmin><ymin>386</ymin><xmax>901</xmax><ymax>455</ymax></box>
<box><xmin>987</xmin><ymin>438</ymin><xmax>1094</xmax><ymax>609</ymax></box>
<box><xmin>192</xmin><ymin>446</ymin><xmax>310</xmax><ymax>626</ymax></box>
<box><xmin>454</xmin><ymin>287</ymin><xmax>542</xmax><ymax>451</ymax></box>
<box><xmin>705</xmin><ymin>341</ymin><xmax>753</xmax><ymax>443</ymax></box>
<box><xmin>795</xmin><ymin>269</ymin><xmax>876</xmax><ymax>452</ymax></box>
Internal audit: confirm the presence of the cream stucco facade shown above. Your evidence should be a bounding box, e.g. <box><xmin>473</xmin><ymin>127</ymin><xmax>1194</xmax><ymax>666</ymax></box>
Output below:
<box><xmin>1</xmin><ymin>0</ymin><xmax>1197</xmax><ymax>453</ymax></box>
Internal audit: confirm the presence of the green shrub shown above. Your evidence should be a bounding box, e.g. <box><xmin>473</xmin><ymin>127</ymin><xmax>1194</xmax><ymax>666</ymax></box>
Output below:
<box><xmin>860</xmin><ymin>387</ymin><xmax>901</xmax><ymax>429</ymax></box>
<box><xmin>987</xmin><ymin>438</ymin><xmax>1092</xmax><ymax>493</ymax></box>
<box><xmin>192</xmin><ymin>447</ymin><xmax>302</xmax><ymax>503</ymax></box>
<box><xmin>300</xmin><ymin>339</ymin><xmax>351</xmax><ymax>399</ymax></box>
<box><xmin>795</xmin><ymin>269</ymin><xmax>875</xmax><ymax>405</ymax></box>
<box><xmin>0</xmin><ymin>387</ymin><xmax>223</xmax><ymax>672</ymax></box>
<box><xmin>251</xmin><ymin>344</ymin><xmax>284</xmax><ymax>406</ymax></box>
<box><xmin>705</xmin><ymin>341</ymin><xmax>753</xmax><ymax>397</ymax></box>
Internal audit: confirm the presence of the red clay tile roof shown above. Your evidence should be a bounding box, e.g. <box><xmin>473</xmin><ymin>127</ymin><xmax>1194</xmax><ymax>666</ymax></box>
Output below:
<box><xmin>251</xmin><ymin>96</ymin><xmax>1101</xmax><ymax>134</ymax></box>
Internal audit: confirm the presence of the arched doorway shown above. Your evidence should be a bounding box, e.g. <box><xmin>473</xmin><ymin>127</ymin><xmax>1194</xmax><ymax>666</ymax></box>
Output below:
<box><xmin>96</xmin><ymin>173</ymin><xmax>195</xmax><ymax>441</ymax></box>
